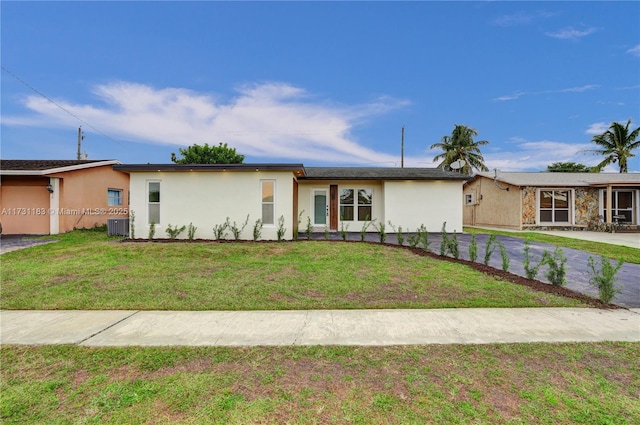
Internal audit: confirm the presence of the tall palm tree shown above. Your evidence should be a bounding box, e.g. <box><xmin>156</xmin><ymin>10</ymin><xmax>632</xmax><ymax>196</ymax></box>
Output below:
<box><xmin>588</xmin><ymin>119</ymin><xmax>640</xmax><ymax>173</ymax></box>
<box><xmin>430</xmin><ymin>124</ymin><xmax>489</xmax><ymax>175</ymax></box>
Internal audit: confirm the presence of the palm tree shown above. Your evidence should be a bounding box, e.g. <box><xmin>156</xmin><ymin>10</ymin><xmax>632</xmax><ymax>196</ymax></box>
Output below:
<box><xmin>588</xmin><ymin>119</ymin><xmax>640</xmax><ymax>173</ymax></box>
<box><xmin>430</xmin><ymin>124</ymin><xmax>489</xmax><ymax>175</ymax></box>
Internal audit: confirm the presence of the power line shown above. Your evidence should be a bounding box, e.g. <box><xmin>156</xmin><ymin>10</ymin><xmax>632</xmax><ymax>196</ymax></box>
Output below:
<box><xmin>1</xmin><ymin>65</ymin><xmax>121</xmax><ymax>145</ymax></box>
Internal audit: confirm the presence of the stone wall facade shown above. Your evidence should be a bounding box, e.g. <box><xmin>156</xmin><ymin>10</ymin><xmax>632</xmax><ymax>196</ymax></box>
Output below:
<box><xmin>521</xmin><ymin>186</ymin><xmax>600</xmax><ymax>229</ymax></box>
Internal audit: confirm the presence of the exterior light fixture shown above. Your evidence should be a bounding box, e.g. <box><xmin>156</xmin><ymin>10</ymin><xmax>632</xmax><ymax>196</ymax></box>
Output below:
<box><xmin>46</xmin><ymin>183</ymin><xmax>54</xmax><ymax>193</ymax></box>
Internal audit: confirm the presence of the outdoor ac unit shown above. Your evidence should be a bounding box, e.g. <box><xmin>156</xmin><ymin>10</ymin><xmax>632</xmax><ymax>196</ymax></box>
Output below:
<box><xmin>107</xmin><ymin>218</ymin><xmax>130</xmax><ymax>236</ymax></box>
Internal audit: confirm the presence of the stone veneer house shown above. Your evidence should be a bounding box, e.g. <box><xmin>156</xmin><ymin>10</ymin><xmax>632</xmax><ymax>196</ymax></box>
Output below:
<box><xmin>463</xmin><ymin>171</ymin><xmax>640</xmax><ymax>230</ymax></box>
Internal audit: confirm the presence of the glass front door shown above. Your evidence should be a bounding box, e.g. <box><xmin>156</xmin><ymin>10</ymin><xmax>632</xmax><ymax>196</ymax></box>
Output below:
<box><xmin>313</xmin><ymin>190</ymin><xmax>328</xmax><ymax>225</ymax></box>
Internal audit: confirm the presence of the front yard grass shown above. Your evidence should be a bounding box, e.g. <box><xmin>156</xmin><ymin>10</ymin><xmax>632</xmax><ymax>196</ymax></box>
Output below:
<box><xmin>2</xmin><ymin>343</ymin><xmax>639</xmax><ymax>424</ymax></box>
<box><xmin>0</xmin><ymin>231</ymin><xmax>586</xmax><ymax>310</ymax></box>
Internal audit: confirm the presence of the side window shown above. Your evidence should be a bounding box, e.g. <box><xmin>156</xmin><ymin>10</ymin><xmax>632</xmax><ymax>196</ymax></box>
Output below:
<box><xmin>465</xmin><ymin>194</ymin><xmax>474</xmax><ymax>205</ymax></box>
<box><xmin>261</xmin><ymin>180</ymin><xmax>275</xmax><ymax>225</ymax></box>
<box><xmin>108</xmin><ymin>189</ymin><xmax>122</xmax><ymax>206</ymax></box>
<box><xmin>148</xmin><ymin>181</ymin><xmax>160</xmax><ymax>224</ymax></box>
<box><xmin>340</xmin><ymin>188</ymin><xmax>373</xmax><ymax>221</ymax></box>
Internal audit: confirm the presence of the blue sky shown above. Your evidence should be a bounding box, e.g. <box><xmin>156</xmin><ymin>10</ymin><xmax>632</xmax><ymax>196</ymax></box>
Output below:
<box><xmin>2</xmin><ymin>1</ymin><xmax>639</xmax><ymax>171</ymax></box>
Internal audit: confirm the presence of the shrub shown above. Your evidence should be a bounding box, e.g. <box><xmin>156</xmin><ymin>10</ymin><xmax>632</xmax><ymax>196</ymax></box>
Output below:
<box><xmin>277</xmin><ymin>215</ymin><xmax>286</xmax><ymax>241</ymax></box>
<box><xmin>417</xmin><ymin>224</ymin><xmax>430</xmax><ymax>251</ymax></box>
<box><xmin>542</xmin><ymin>247</ymin><xmax>568</xmax><ymax>286</ymax></box>
<box><xmin>305</xmin><ymin>216</ymin><xmax>312</xmax><ymax>240</ymax></box>
<box><xmin>468</xmin><ymin>234</ymin><xmax>478</xmax><ymax>262</ymax></box>
<box><xmin>448</xmin><ymin>230</ymin><xmax>460</xmax><ymax>259</ymax></box>
<box><xmin>483</xmin><ymin>234</ymin><xmax>497</xmax><ymax>266</ymax></box>
<box><xmin>213</xmin><ymin>218</ymin><xmax>230</xmax><ymax>240</ymax></box>
<box><xmin>187</xmin><ymin>222</ymin><xmax>197</xmax><ymax>241</ymax></box>
<box><xmin>130</xmin><ymin>210</ymin><xmax>136</xmax><ymax>239</ymax></box>
<box><xmin>253</xmin><ymin>218</ymin><xmax>263</xmax><ymax>241</ymax></box>
<box><xmin>387</xmin><ymin>221</ymin><xmax>404</xmax><ymax>245</ymax></box>
<box><xmin>360</xmin><ymin>218</ymin><xmax>376</xmax><ymax>241</ymax></box>
<box><xmin>340</xmin><ymin>221</ymin><xmax>349</xmax><ymax>241</ymax></box>
<box><xmin>148</xmin><ymin>221</ymin><xmax>156</xmax><ymax>240</ymax></box>
<box><xmin>373</xmin><ymin>221</ymin><xmax>386</xmax><ymax>243</ymax></box>
<box><xmin>439</xmin><ymin>222</ymin><xmax>449</xmax><ymax>256</ymax></box>
<box><xmin>587</xmin><ymin>256</ymin><xmax>624</xmax><ymax>304</ymax></box>
<box><xmin>523</xmin><ymin>239</ymin><xmax>543</xmax><ymax>280</ymax></box>
<box><xmin>294</xmin><ymin>210</ymin><xmax>304</xmax><ymax>239</ymax></box>
<box><xmin>498</xmin><ymin>241</ymin><xmax>509</xmax><ymax>272</ymax></box>
<box><xmin>166</xmin><ymin>224</ymin><xmax>186</xmax><ymax>239</ymax></box>
<box><xmin>230</xmin><ymin>215</ymin><xmax>250</xmax><ymax>241</ymax></box>
<box><xmin>324</xmin><ymin>225</ymin><xmax>329</xmax><ymax>240</ymax></box>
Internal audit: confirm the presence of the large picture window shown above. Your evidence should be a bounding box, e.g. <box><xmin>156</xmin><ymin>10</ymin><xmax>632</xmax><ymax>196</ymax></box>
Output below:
<box><xmin>148</xmin><ymin>181</ymin><xmax>160</xmax><ymax>224</ymax></box>
<box><xmin>261</xmin><ymin>180</ymin><xmax>275</xmax><ymax>225</ymax></box>
<box><xmin>340</xmin><ymin>188</ymin><xmax>373</xmax><ymax>221</ymax></box>
<box><xmin>539</xmin><ymin>190</ymin><xmax>570</xmax><ymax>223</ymax></box>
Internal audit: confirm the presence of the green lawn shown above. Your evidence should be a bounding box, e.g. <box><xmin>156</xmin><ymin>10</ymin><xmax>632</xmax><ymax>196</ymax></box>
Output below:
<box><xmin>464</xmin><ymin>226</ymin><xmax>640</xmax><ymax>264</ymax></box>
<box><xmin>0</xmin><ymin>230</ymin><xmax>585</xmax><ymax>310</ymax></box>
<box><xmin>2</xmin><ymin>343</ymin><xmax>639</xmax><ymax>424</ymax></box>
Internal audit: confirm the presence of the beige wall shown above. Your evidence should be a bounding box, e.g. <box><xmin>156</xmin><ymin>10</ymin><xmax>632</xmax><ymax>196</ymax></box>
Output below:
<box><xmin>50</xmin><ymin>166</ymin><xmax>130</xmax><ymax>233</ymax></box>
<box><xmin>0</xmin><ymin>176</ymin><xmax>50</xmax><ymax>234</ymax></box>
<box><xmin>463</xmin><ymin>176</ymin><xmax>521</xmax><ymax>229</ymax></box>
<box><xmin>128</xmin><ymin>170</ymin><xmax>295</xmax><ymax>240</ymax></box>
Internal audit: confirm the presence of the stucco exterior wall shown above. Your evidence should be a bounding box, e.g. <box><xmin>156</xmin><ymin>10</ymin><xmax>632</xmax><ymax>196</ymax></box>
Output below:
<box><xmin>0</xmin><ymin>176</ymin><xmax>50</xmax><ymax>234</ymax></box>
<box><xmin>384</xmin><ymin>180</ymin><xmax>464</xmax><ymax>232</ymax></box>
<box><xmin>463</xmin><ymin>176</ymin><xmax>521</xmax><ymax>229</ymax></box>
<box><xmin>50</xmin><ymin>166</ymin><xmax>130</xmax><ymax>232</ymax></box>
<box><xmin>128</xmin><ymin>171</ymin><xmax>295</xmax><ymax>240</ymax></box>
<box><xmin>297</xmin><ymin>180</ymin><xmax>384</xmax><ymax>231</ymax></box>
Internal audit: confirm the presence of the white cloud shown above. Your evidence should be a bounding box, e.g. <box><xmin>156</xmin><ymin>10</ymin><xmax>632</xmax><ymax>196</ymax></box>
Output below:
<box><xmin>493</xmin><ymin>84</ymin><xmax>598</xmax><ymax>102</ymax></box>
<box><xmin>626</xmin><ymin>44</ymin><xmax>640</xmax><ymax>57</ymax></box>
<box><xmin>2</xmin><ymin>81</ymin><xmax>411</xmax><ymax>165</ymax></box>
<box><xmin>545</xmin><ymin>26</ymin><xmax>597</xmax><ymax>40</ymax></box>
<box><xmin>585</xmin><ymin>122</ymin><xmax>609</xmax><ymax>135</ymax></box>
<box><xmin>492</xmin><ymin>10</ymin><xmax>557</xmax><ymax>27</ymax></box>
<box><xmin>484</xmin><ymin>138</ymin><xmax>598</xmax><ymax>171</ymax></box>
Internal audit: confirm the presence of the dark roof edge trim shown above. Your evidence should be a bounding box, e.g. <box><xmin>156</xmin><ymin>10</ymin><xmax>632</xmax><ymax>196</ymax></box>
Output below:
<box><xmin>113</xmin><ymin>163</ymin><xmax>306</xmax><ymax>173</ymax></box>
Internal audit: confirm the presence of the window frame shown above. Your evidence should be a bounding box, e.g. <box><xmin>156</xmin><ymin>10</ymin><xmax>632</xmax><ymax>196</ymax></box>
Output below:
<box><xmin>537</xmin><ymin>188</ymin><xmax>573</xmax><ymax>225</ymax></box>
<box><xmin>600</xmin><ymin>189</ymin><xmax>637</xmax><ymax>223</ymax></box>
<box><xmin>107</xmin><ymin>188</ymin><xmax>123</xmax><ymax>206</ymax></box>
<box><xmin>260</xmin><ymin>180</ymin><xmax>276</xmax><ymax>226</ymax></box>
<box><xmin>465</xmin><ymin>193</ymin><xmax>474</xmax><ymax>205</ymax></box>
<box><xmin>339</xmin><ymin>187</ymin><xmax>374</xmax><ymax>223</ymax></box>
<box><xmin>147</xmin><ymin>180</ymin><xmax>161</xmax><ymax>225</ymax></box>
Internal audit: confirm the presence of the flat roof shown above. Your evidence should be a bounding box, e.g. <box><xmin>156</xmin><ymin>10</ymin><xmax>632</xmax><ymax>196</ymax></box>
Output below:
<box><xmin>301</xmin><ymin>167</ymin><xmax>471</xmax><ymax>181</ymax></box>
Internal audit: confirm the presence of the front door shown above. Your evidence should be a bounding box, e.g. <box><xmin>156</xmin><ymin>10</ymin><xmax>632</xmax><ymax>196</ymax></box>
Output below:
<box><xmin>313</xmin><ymin>189</ymin><xmax>328</xmax><ymax>226</ymax></box>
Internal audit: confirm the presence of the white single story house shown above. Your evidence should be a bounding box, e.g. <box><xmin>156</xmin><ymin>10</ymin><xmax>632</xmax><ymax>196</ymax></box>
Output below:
<box><xmin>113</xmin><ymin>163</ymin><xmax>470</xmax><ymax>240</ymax></box>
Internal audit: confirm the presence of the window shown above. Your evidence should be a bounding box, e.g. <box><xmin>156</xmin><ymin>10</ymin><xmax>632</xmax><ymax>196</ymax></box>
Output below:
<box><xmin>340</xmin><ymin>188</ymin><xmax>373</xmax><ymax>221</ymax></box>
<box><xmin>602</xmin><ymin>190</ymin><xmax>635</xmax><ymax>223</ymax></box>
<box><xmin>108</xmin><ymin>189</ymin><xmax>122</xmax><ymax>206</ymax></box>
<box><xmin>261</xmin><ymin>180</ymin><xmax>275</xmax><ymax>225</ymax></box>
<box><xmin>465</xmin><ymin>194</ymin><xmax>474</xmax><ymax>205</ymax></box>
<box><xmin>539</xmin><ymin>190</ymin><xmax>570</xmax><ymax>223</ymax></box>
<box><xmin>148</xmin><ymin>181</ymin><xmax>160</xmax><ymax>224</ymax></box>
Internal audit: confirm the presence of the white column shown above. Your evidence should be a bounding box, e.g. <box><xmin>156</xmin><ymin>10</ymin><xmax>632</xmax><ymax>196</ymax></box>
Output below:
<box><xmin>49</xmin><ymin>177</ymin><xmax>60</xmax><ymax>234</ymax></box>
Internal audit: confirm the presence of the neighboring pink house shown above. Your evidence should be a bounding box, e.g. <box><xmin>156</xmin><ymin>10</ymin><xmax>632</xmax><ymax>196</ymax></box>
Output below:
<box><xmin>0</xmin><ymin>160</ymin><xmax>129</xmax><ymax>235</ymax></box>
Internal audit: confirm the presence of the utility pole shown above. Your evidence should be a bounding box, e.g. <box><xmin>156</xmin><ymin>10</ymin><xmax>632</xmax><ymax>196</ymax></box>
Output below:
<box><xmin>77</xmin><ymin>127</ymin><xmax>84</xmax><ymax>160</ymax></box>
<box><xmin>401</xmin><ymin>126</ymin><xmax>405</xmax><ymax>168</ymax></box>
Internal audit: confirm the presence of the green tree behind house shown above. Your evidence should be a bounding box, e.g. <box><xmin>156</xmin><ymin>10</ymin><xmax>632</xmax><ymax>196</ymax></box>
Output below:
<box><xmin>430</xmin><ymin>124</ymin><xmax>489</xmax><ymax>175</ymax></box>
<box><xmin>171</xmin><ymin>142</ymin><xmax>245</xmax><ymax>164</ymax></box>
<box><xmin>587</xmin><ymin>119</ymin><xmax>640</xmax><ymax>173</ymax></box>
<box><xmin>546</xmin><ymin>162</ymin><xmax>598</xmax><ymax>173</ymax></box>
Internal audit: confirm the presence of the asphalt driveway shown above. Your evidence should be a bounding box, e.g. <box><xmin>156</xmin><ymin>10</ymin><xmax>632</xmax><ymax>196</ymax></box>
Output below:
<box><xmin>0</xmin><ymin>234</ymin><xmax>57</xmax><ymax>255</ymax></box>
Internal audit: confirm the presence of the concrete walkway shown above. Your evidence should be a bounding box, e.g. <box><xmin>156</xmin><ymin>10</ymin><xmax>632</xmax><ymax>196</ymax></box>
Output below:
<box><xmin>2</xmin><ymin>308</ymin><xmax>639</xmax><ymax>347</ymax></box>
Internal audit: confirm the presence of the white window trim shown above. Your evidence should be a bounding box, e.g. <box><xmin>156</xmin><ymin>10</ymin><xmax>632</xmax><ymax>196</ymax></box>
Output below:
<box><xmin>260</xmin><ymin>180</ymin><xmax>276</xmax><ymax>227</ymax></box>
<box><xmin>339</xmin><ymin>187</ymin><xmax>374</xmax><ymax>223</ymax></box>
<box><xmin>147</xmin><ymin>180</ymin><xmax>161</xmax><ymax>225</ymax></box>
<box><xmin>536</xmin><ymin>188</ymin><xmax>574</xmax><ymax>225</ymax></box>
<box><xmin>465</xmin><ymin>193</ymin><xmax>474</xmax><ymax>205</ymax></box>
<box><xmin>107</xmin><ymin>188</ymin><xmax>123</xmax><ymax>206</ymax></box>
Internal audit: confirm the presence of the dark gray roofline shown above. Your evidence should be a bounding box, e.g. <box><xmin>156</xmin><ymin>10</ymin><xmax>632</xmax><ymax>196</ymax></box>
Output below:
<box><xmin>300</xmin><ymin>167</ymin><xmax>471</xmax><ymax>181</ymax></box>
<box><xmin>113</xmin><ymin>163</ymin><xmax>306</xmax><ymax>173</ymax></box>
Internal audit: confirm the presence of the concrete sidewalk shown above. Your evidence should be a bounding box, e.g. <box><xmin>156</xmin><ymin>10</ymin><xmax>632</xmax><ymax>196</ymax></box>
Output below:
<box><xmin>2</xmin><ymin>308</ymin><xmax>639</xmax><ymax>347</ymax></box>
